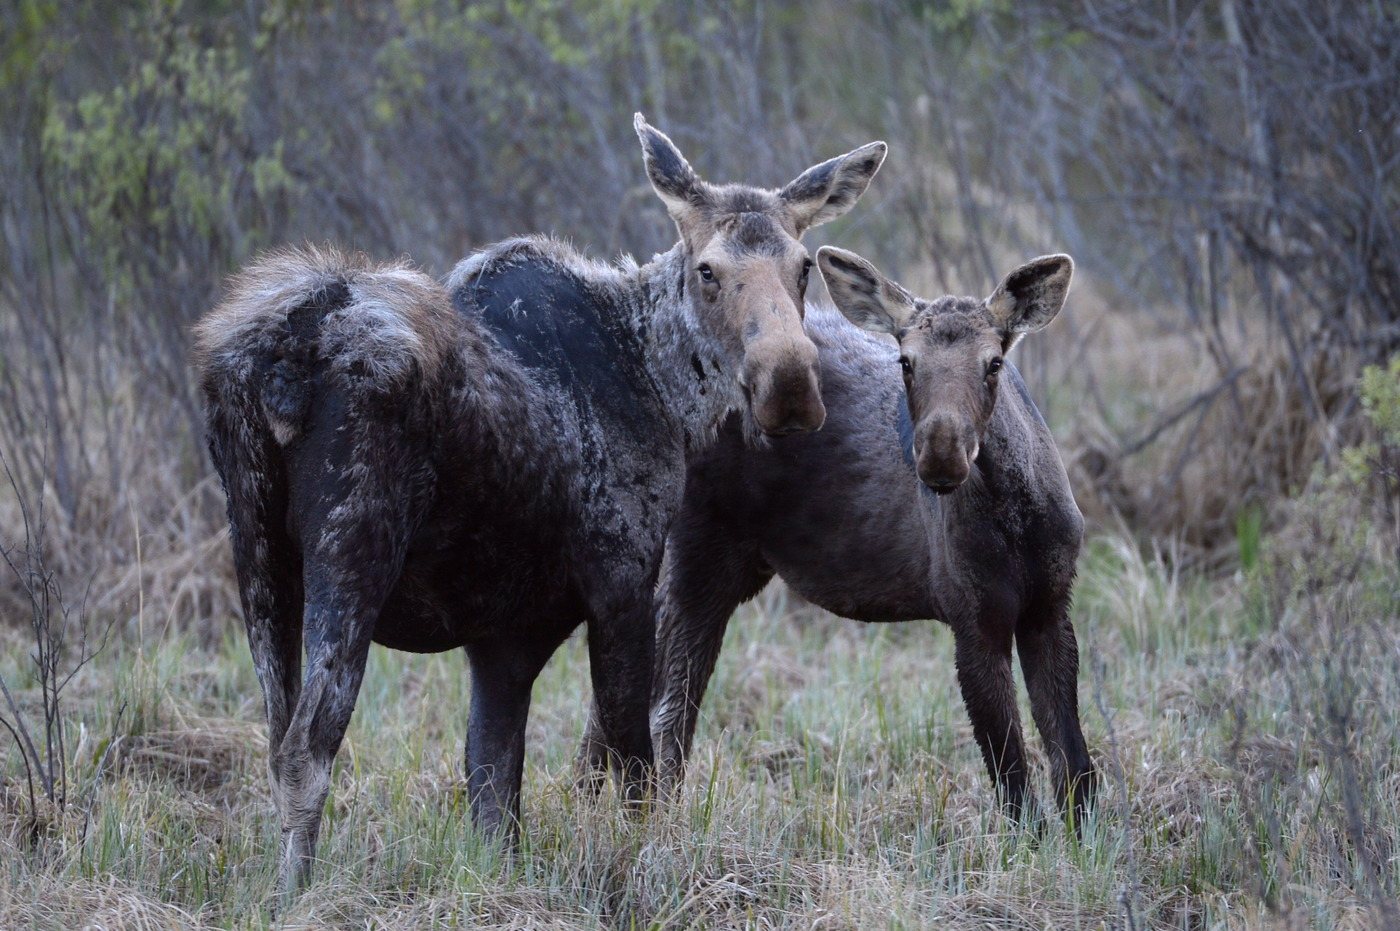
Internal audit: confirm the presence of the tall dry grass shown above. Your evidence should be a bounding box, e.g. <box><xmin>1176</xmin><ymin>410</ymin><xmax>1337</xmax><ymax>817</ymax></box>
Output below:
<box><xmin>2</xmin><ymin>504</ymin><xmax>1397</xmax><ymax>929</ymax></box>
<box><xmin>1029</xmin><ymin>278</ymin><xmax>1365</xmax><ymax>569</ymax></box>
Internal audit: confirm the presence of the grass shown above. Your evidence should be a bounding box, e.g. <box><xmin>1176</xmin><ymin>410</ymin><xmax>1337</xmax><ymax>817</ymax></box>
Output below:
<box><xmin>2</xmin><ymin>520</ymin><xmax>1397</xmax><ymax>930</ymax></box>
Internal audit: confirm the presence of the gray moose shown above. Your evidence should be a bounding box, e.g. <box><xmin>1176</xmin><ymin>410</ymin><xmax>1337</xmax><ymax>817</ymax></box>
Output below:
<box><xmin>193</xmin><ymin>116</ymin><xmax>885</xmax><ymax>894</ymax></box>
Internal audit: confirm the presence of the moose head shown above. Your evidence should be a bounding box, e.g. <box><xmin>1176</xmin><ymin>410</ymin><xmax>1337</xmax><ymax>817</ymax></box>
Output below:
<box><xmin>818</xmin><ymin>246</ymin><xmax>1072</xmax><ymax>490</ymax></box>
<box><xmin>637</xmin><ymin>116</ymin><xmax>886</xmax><ymax>436</ymax></box>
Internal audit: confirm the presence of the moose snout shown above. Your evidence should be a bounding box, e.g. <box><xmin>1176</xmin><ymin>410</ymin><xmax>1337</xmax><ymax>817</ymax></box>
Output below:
<box><xmin>745</xmin><ymin>339</ymin><xmax>825</xmax><ymax>436</ymax></box>
<box><xmin>915</xmin><ymin>413</ymin><xmax>979</xmax><ymax>492</ymax></box>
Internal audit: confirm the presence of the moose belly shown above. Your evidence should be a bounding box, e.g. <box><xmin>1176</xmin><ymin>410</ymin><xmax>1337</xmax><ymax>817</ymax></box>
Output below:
<box><xmin>772</xmin><ymin>555</ymin><xmax>941</xmax><ymax>624</ymax></box>
<box><xmin>370</xmin><ymin>538</ymin><xmax>580</xmax><ymax>653</ymax></box>
<box><xmin>756</xmin><ymin>481</ymin><xmax>940</xmax><ymax>623</ymax></box>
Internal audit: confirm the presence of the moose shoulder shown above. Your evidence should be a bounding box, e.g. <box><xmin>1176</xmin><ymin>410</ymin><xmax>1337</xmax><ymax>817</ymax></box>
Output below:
<box><xmin>193</xmin><ymin>115</ymin><xmax>885</xmax><ymax>897</ymax></box>
<box><xmin>625</xmin><ymin>247</ymin><xmax>1096</xmax><ymax>828</ymax></box>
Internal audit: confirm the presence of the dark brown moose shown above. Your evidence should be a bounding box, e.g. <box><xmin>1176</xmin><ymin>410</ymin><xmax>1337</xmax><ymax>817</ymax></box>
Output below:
<box><xmin>192</xmin><ymin>115</ymin><xmax>885</xmax><ymax>895</ymax></box>
<box><xmin>599</xmin><ymin>245</ymin><xmax>1095</xmax><ymax>828</ymax></box>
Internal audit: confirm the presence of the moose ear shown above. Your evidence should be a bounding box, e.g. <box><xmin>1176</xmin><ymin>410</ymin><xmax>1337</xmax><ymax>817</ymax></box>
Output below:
<box><xmin>817</xmin><ymin>246</ymin><xmax>916</xmax><ymax>337</ymax></box>
<box><xmin>985</xmin><ymin>254</ymin><xmax>1073</xmax><ymax>348</ymax></box>
<box><xmin>635</xmin><ymin>113</ymin><xmax>706</xmax><ymax>223</ymax></box>
<box><xmin>779</xmin><ymin>141</ymin><xmax>887</xmax><ymax>235</ymax></box>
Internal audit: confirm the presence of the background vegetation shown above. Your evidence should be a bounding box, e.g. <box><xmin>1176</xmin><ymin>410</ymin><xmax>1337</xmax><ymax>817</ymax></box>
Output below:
<box><xmin>1</xmin><ymin>0</ymin><xmax>1397</xmax><ymax>927</ymax></box>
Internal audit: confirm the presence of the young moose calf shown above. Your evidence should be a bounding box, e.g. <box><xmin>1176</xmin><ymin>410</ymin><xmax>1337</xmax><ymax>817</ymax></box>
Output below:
<box><xmin>623</xmin><ymin>247</ymin><xmax>1096</xmax><ymax>827</ymax></box>
<box><xmin>193</xmin><ymin>116</ymin><xmax>885</xmax><ymax>895</ymax></box>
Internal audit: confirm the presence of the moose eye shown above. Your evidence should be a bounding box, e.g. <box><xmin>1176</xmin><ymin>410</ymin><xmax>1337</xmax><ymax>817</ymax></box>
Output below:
<box><xmin>800</xmin><ymin>259</ymin><xmax>812</xmax><ymax>283</ymax></box>
<box><xmin>698</xmin><ymin>263</ymin><xmax>715</xmax><ymax>283</ymax></box>
<box><xmin>987</xmin><ymin>358</ymin><xmax>1003</xmax><ymax>377</ymax></box>
<box><xmin>899</xmin><ymin>356</ymin><xmax>913</xmax><ymax>377</ymax></box>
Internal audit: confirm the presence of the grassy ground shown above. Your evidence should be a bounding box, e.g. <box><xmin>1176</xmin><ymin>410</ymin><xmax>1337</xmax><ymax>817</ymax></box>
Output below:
<box><xmin>2</xmin><ymin>516</ymin><xmax>1397</xmax><ymax>929</ymax></box>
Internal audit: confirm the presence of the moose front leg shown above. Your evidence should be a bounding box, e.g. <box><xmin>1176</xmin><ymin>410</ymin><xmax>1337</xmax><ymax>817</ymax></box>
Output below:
<box><xmin>649</xmin><ymin>536</ymin><xmax>772</xmax><ymax>790</ymax></box>
<box><xmin>578</xmin><ymin>598</ymin><xmax>656</xmax><ymax>807</ymax></box>
<box><xmin>1018</xmin><ymin>596</ymin><xmax>1097</xmax><ymax>829</ymax></box>
<box><xmin>578</xmin><ymin>525</ymin><xmax>772</xmax><ymax>793</ymax></box>
<box><xmin>951</xmin><ymin>617</ymin><xmax>1040</xmax><ymax>826</ymax></box>
<box><xmin>463</xmin><ymin>632</ymin><xmax>567</xmax><ymax>836</ymax></box>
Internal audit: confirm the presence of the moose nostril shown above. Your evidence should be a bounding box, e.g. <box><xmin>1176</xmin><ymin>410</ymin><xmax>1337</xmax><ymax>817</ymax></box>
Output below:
<box><xmin>768</xmin><ymin>422</ymin><xmax>808</xmax><ymax>437</ymax></box>
<box><xmin>760</xmin><ymin>400</ymin><xmax>824</xmax><ymax>436</ymax></box>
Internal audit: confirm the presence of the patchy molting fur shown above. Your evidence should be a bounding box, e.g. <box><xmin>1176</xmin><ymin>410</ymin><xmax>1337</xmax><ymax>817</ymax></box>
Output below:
<box><xmin>446</xmin><ymin>236</ymin><xmax>747</xmax><ymax>455</ymax></box>
<box><xmin>625</xmin><ymin>255</ymin><xmax>1097</xmax><ymax>831</ymax></box>
<box><xmin>195</xmin><ymin>241</ymin><xmax>692</xmax><ymax>896</ymax></box>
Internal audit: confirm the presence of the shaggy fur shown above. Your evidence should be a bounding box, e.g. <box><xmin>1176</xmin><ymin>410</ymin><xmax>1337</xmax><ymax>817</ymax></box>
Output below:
<box><xmin>609</xmin><ymin>250</ymin><xmax>1097</xmax><ymax>829</ymax></box>
<box><xmin>192</xmin><ymin>116</ymin><xmax>885</xmax><ymax>896</ymax></box>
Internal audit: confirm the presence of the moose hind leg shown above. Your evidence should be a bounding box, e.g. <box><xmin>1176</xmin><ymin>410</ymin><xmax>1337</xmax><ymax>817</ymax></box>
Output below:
<box><xmin>226</xmin><ymin>500</ymin><xmax>304</xmax><ymax>777</ymax></box>
<box><xmin>238</xmin><ymin>542</ymin><xmax>304</xmax><ymax>837</ymax></box>
<box><xmin>246</xmin><ymin>592</ymin><xmax>303</xmax><ymax>769</ymax></box>
<box><xmin>207</xmin><ymin>407</ymin><xmax>305</xmax><ymax>763</ymax></box>
<box><xmin>952</xmin><ymin>622</ymin><xmax>1039</xmax><ymax>825</ymax></box>
<box><xmin>208</xmin><ymin>407</ymin><xmax>311</xmax><ymax>868</ymax></box>
<box><xmin>272</xmin><ymin>568</ymin><xmax>399</xmax><ymax>895</ymax></box>
<box><xmin>1018</xmin><ymin>598</ymin><xmax>1097</xmax><ymax>828</ymax></box>
<box><xmin>272</xmin><ymin>414</ymin><xmax>426</xmax><ymax>895</ymax></box>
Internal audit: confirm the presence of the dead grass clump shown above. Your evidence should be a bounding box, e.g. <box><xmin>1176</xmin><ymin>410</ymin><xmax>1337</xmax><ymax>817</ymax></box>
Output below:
<box><xmin>699</xmin><ymin>593</ymin><xmax>819</xmax><ymax>739</ymax></box>
<box><xmin>929</xmin><ymin>887</ymin><xmax>1116</xmax><ymax>930</ymax></box>
<box><xmin>1230</xmin><ymin>734</ymin><xmax>1319</xmax><ymax>793</ymax></box>
<box><xmin>115</xmin><ymin>716</ymin><xmax>265</xmax><ymax>802</ymax></box>
<box><xmin>2</xmin><ymin>877</ymin><xmax>202</xmax><ymax>930</ymax></box>
<box><xmin>277</xmin><ymin>881</ymin><xmax>597</xmax><ymax>931</ymax></box>
<box><xmin>709</xmin><ymin>637</ymin><xmax>810</xmax><ymax>736</ymax></box>
<box><xmin>0</xmin><ymin>779</ymin><xmax>69</xmax><ymax>849</ymax></box>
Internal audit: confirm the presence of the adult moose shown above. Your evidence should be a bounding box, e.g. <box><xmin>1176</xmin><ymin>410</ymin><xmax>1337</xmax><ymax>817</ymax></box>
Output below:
<box><xmin>604</xmin><ymin>246</ymin><xmax>1095</xmax><ymax>828</ymax></box>
<box><xmin>193</xmin><ymin>115</ymin><xmax>886</xmax><ymax>894</ymax></box>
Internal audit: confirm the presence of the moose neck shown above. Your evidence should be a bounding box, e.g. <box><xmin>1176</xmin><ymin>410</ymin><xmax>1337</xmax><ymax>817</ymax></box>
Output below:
<box><xmin>633</xmin><ymin>243</ymin><xmax>749</xmax><ymax>454</ymax></box>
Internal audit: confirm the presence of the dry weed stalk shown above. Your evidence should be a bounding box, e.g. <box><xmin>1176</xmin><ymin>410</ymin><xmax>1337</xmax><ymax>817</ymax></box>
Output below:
<box><xmin>0</xmin><ymin>449</ymin><xmax>117</xmax><ymax>844</ymax></box>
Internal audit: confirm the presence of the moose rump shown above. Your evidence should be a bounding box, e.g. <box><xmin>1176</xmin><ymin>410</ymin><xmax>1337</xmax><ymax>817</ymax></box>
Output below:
<box><xmin>194</xmin><ymin>245</ymin><xmax>600</xmax><ymax>893</ymax></box>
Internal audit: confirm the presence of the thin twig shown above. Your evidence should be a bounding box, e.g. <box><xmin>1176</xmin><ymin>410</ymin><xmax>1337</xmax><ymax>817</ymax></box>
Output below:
<box><xmin>1120</xmin><ymin>366</ymin><xmax>1246</xmax><ymax>458</ymax></box>
<box><xmin>0</xmin><ymin>713</ymin><xmax>38</xmax><ymax>826</ymax></box>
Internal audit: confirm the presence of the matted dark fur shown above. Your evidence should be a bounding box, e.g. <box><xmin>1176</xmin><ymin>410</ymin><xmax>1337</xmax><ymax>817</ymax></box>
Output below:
<box><xmin>614</xmin><ymin>247</ymin><xmax>1096</xmax><ymax>829</ymax></box>
<box><xmin>192</xmin><ymin>116</ymin><xmax>885</xmax><ymax>896</ymax></box>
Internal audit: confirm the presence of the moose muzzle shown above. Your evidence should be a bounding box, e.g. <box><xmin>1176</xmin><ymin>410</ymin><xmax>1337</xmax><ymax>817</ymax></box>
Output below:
<box><xmin>915</xmin><ymin>412</ymin><xmax>979</xmax><ymax>492</ymax></box>
<box><xmin>743</xmin><ymin>334</ymin><xmax>825</xmax><ymax>436</ymax></box>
